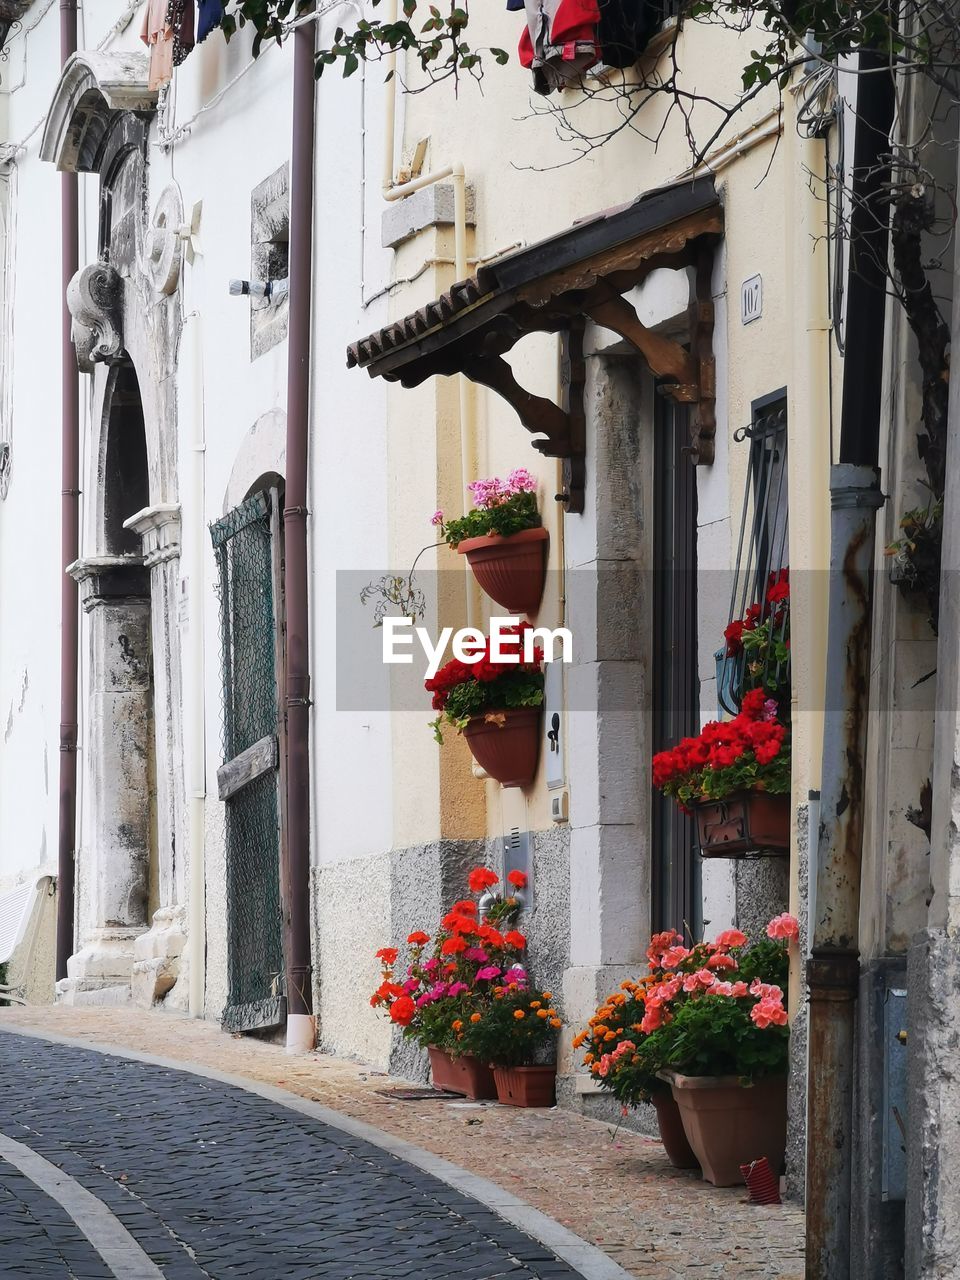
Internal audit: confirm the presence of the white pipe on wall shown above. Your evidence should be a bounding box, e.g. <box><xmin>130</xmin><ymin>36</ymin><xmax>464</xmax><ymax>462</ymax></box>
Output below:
<box><xmin>184</xmin><ymin>310</ymin><xmax>207</xmax><ymax>1019</ymax></box>
<box><xmin>379</xmin><ymin>3</ymin><xmax>476</xmax><ymax>618</ymax></box>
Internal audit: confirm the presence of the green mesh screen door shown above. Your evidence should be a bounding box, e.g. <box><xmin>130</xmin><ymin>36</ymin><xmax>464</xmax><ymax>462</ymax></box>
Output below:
<box><xmin>211</xmin><ymin>490</ymin><xmax>286</xmax><ymax>1033</ymax></box>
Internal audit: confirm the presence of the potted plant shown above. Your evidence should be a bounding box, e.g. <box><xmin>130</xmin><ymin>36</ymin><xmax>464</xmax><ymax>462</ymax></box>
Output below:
<box><xmin>654</xmin><ymin>573</ymin><xmax>791</xmax><ymax>856</ymax></box>
<box><xmin>425</xmin><ymin>625</ymin><xmax>544</xmax><ymax>787</ymax></box>
<box><xmin>432</xmin><ymin>468</ymin><xmax>548</xmax><ymax>615</ymax></box>
<box><xmin>576</xmin><ymin>916</ymin><xmax>797</xmax><ymax>1182</ymax></box>
<box><xmin>574</xmin><ymin>976</ymin><xmax>699</xmax><ymax>1169</ymax></box>
<box><xmin>645</xmin><ymin>918</ymin><xmax>794</xmax><ymax>1186</ymax></box>
<box><xmin>464</xmin><ymin>983</ymin><xmax>561</xmax><ymax>1107</ymax></box>
<box><xmin>369</xmin><ymin>867</ymin><xmax>535</xmax><ymax>1100</ymax></box>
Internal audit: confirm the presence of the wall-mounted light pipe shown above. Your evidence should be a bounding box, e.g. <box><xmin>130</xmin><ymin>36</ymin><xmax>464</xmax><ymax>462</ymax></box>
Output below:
<box><xmin>379</xmin><ymin>0</ymin><xmax>476</xmax><ymax>621</ymax></box>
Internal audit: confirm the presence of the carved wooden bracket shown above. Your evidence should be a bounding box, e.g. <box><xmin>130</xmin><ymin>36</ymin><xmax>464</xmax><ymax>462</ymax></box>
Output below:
<box><xmin>582</xmin><ymin>257</ymin><xmax>716</xmax><ymax>464</ymax></box>
<box><xmin>459</xmin><ymin>319</ymin><xmax>587</xmax><ymax>512</ymax></box>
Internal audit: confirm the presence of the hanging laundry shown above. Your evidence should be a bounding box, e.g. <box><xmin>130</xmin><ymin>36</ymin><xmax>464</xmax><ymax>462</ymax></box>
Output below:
<box><xmin>196</xmin><ymin>0</ymin><xmax>222</xmax><ymax>44</ymax></box>
<box><xmin>169</xmin><ymin>0</ymin><xmax>195</xmax><ymax>66</ymax></box>
<box><xmin>517</xmin><ymin>0</ymin><xmax>600</xmax><ymax>95</ymax></box>
<box><xmin>141</xmin><ymin>0</ymin><xmax>174</xmax><ymax>90</ymax></box>
<box><xmin>597</xmin><ymin>0</ymin><xmax>655</xmax><ymax>69</ymax></box>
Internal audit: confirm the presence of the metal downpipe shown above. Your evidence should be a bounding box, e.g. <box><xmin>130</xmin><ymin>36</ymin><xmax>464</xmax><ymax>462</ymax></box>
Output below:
<box><xmin>805</xmin><ymin>466</ymin><xmax>884</xmax><ymax>1279</ymax></box>
<box><xmin>55</xmin><ymin>0</ymin><xmax>79</xmax><ymax>983</ymax></box>
<box><xmin>282</xmin><ymin>21</ymin><xmax>316</xmax><ymax>1052</ymax></box>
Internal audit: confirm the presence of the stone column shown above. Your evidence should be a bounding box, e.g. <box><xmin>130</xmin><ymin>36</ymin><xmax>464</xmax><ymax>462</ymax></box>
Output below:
<box><xmin>122</xmin><ymin>504</ymin><xmax>190</xmax><ymax>1007</ymax></box>
<box><xmin>58</xmin><ymin>556</ymin><xmax>152</xmax><ymax>1002</ymax></box>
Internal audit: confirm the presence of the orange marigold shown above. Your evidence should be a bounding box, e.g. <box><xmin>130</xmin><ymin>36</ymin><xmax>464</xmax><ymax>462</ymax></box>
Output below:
<box><xmin>513</xmin><ymin>1009</ymin><xmax>525</xmax><ymax>1020</ymax></box>
<box><xmin>470</xmin><ymin>1012</ymin><xmax>482</xmax><ymax>1023</ymax></box>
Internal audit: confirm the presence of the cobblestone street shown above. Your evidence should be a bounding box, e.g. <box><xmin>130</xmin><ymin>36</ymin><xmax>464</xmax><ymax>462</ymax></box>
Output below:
<box><xmin>0</xmin><ymin>1011</ymin><xmax>805</xmax><ymax>1279</ymax></box>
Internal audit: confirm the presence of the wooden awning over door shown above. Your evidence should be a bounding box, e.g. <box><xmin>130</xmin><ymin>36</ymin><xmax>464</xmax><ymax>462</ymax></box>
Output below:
<box><xmin>347</xmin><ymin>176</ymin><xmax>723</xmax><ymax>512</ymax></box>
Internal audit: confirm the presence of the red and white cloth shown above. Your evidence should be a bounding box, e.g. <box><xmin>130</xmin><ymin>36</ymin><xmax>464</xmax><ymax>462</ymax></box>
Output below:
<box><xmin>517</xmin><ymin>0</ymin><xmax>601</xmax><ymax>93</ymax></box>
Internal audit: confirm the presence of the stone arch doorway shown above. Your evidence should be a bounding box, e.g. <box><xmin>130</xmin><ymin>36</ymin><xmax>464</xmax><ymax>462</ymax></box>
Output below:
<box><xmin>63</xmin><ymin>360</ymin><xmax>157</xmax><ymax>1001</ymax></box>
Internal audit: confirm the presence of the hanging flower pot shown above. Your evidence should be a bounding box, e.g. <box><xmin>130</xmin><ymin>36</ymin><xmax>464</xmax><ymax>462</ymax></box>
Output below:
<box><xmin>665</xmin><ymin>1072</ymin><xmax>787</xmax><ymax>1187</ymax></box>
<box><xmin>692</xmin><ymin>789</ymin><xmax>790</xmax><ymax>857</ymax></box>
<box><xmin>463</xmin><ymin>707</ymin><xmax>541</xmax><ymax>788</ymax></box>
<box><xmin>427</xmin><ymin>1046</ymin><xmax>498</xmax><ymax>1100</ymax></box>
<box><xmin>651</xmin><ymin>1089</ymin><xmax>700</xmax><ymax>1169</ymax></box>
<box><xmin>457</xmin><ymin>527</ymin><xmax>549</xmax><ymax>616</ymax></box>
<box><xmin>492</xmin><ymin>1064</ymin><xmax>557</xmax><ymax>1107</ymax></box>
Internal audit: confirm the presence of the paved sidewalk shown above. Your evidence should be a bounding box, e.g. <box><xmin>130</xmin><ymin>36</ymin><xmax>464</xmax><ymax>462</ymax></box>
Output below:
<box><xmin>0</xmin><ymin>1008</ymin><xmax>805</xmax><ymax>1279</ymax></box>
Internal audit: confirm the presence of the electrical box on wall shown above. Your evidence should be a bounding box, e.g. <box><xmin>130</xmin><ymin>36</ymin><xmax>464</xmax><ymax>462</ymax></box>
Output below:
<box><xmin>500</xmin><ymin>789</ymin><xmax>533</xmax><ymax>912</ymax></box>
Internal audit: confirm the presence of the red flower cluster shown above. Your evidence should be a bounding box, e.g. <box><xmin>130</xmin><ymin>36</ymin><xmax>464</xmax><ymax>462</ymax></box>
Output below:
<box><xmin>425</xmin><ymin>625</ymin><xmax>544</xmax><ymax>711</ymax></box>
<box><xmin>652</xmin><ymin>687</ymin><xmax>787</xmax><ymax>790</ymax></box>
<box><xmin>724</xmin><ymin>569</ymin><xmax>790</xmax><ymax>656</ymax></box>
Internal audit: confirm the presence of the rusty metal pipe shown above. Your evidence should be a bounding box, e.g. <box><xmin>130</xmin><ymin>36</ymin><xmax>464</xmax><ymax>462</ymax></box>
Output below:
<box><xmin>282</xmin><ymin>21</ymin><xmax>316</xmax><ymax>1051</ymax></box>
<box><xmin>805</xmin><ymin>466</ymin><xmax>884</xmax><ymax>1279</ymax></box>
<box><xmin>55</xmin><ymin>0</ymin><xmax>79</xmax><ymax>983</ymax></box>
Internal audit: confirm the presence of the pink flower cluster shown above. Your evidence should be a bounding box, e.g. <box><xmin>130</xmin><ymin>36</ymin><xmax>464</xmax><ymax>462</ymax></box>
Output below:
<box><xmin>766</xmin><ymin>913</ymin><xmax>800</xmax><ymax>941</ymax></box>
<box><xmin>598</xmin><ymin>1038</ymin><xmax>634</xmax><ymax>1078</ymax></box>
<box><xmin>640</xmin><ymin>968</ymin><xmax>789</xmax><ymax>1033</ymax></box>
<box><xmin>467</xmin><ymin>468</ymin><xmax>538</xmax><ymax>509</ymax></box>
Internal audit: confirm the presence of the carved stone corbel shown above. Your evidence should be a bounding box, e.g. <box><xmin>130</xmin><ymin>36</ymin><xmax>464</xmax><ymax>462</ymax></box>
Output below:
<box><xmin>67</xmin><ymin>262</ymin><xmax>124</xmax><ymax>371</ymax></box>
<box><xmin>140</xmin><ymin>184</ymin><xmax>184</xmax><ymax>297</ymax></box>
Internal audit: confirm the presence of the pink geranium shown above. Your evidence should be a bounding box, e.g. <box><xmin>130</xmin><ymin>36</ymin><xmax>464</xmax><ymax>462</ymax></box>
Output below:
<box><xmin>660</xmin><ymin>944</ymin><xmax>691</xmax><ymax>969</ymax></box>
<box><xmin>766</xmin><ymin>913</ymin><xmax>800</xmax><ymax>942</ymax></box>
<box><xmin>475</xmin><ymin>965</ymin><xmax>502</xmax><ymax>980</ymax></box>
<box><xmin>751</xmin><ymin>996</ymin><xmax>789</xmax><ymax>1028</ymax></box>
<box><xmin>713</xmin><ymin>928</ymin><xmax>748</xmax><ymax>950</ymax></box>
<box><xmin>706</xmin><ymin>951</ymin><xmax>737</xmax><ymax>971</ymax></box>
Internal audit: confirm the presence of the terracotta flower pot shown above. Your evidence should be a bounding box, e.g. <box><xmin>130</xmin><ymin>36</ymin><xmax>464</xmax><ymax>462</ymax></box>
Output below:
<box><xmin>492</xmin><ymin>1064</ymin><xmax>556</xmax><ymax>1107</ymax></box>
<box><xmin>666</xmin><ymin>1072</ymin><xmax>787</xmax><ymax>1187</ymax></box>
<box><xmin>427</xmin><ymin>1046</ymin><xmax>498</xmax><ymax>1100</ymax></box>
<box><xmin>692</xmin><ymin>790</ymin><xmax>790</xmax><ymax>857</ymax></box>
<box><xmin>457</xmin><ymin>526</ymin><xmax>549</xmax><ymax>615</ymax></box>
<box><xmin>651</xmin><ymin>1089</ymin><xmax>700</xmax><ymax>1169</ymax></box>
<box><xmin>463</xmin><ymin>707</ymin><xmax>541</xmax><ymax>788</ymax></box>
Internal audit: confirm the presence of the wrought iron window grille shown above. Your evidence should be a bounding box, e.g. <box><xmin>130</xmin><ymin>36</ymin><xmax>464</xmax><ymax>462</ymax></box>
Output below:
<box><xmin>716</xmin><ymin>390</ymin><xmax>789</xmax><ymax>717</ymax></box>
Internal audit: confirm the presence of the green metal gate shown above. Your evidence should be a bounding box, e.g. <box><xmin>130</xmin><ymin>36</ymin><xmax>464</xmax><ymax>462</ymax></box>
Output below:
<box><xmin>211</xmin><ymin>490</ymin><xmax>285</xmax><ymax>1033</ymax></box>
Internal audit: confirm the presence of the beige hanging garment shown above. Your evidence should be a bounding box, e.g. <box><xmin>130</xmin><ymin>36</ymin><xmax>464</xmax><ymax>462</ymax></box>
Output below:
<box><xmin>141</xmin><ymin>0</ymin><xmax>174</xmax><ymax>90</ymax></box>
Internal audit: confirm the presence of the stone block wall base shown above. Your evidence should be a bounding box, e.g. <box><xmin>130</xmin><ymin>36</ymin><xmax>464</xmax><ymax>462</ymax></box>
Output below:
<box><xmin>131</xmin><ymin>904</ymin><xmax>187</xmax><ymax>1008</ymax></box>
<box><xmin>905</xmin><ymin>928</ymin><xmax>960</xmax><ymax>1279</ymax></box>
<box><xmin>64</xmin><ymin>928</ymin><xmax>143</xmax><ymax>985</ymax></box>
<box><xmin>56</xmin><ymin>978</ymin><xmax>132</xmax><ymax>1007</ymax></box>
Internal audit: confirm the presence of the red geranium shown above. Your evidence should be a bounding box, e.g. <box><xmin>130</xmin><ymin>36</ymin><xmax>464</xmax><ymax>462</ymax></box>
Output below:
<box><xmin>389</xmin><ymin>995</ymin><xmax>416</xmax><ymax>1026</ymax></box>
<box><xmin>468</xmin><ymin>866</ymin><xmax>499</xmax><ymax>894</ymax></box>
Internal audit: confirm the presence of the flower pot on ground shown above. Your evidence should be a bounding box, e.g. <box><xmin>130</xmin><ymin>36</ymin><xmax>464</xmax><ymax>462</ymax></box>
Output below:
<box><xmin>651</xmin><ymin>1089</ymin><xmax>700</xmax><ymax>1169</ymax></box>
<box><xmin>463</xmin><ymin>706</ymin><xmax>541</xmax><ymax>787</ymax></box>
<box><xmin>369</xmin><ymin>866</ymin><xmax>538</xmax><ymax>1085</ymax></box>
<box><xmin>692</xmin><ymin>789</ymin><xmax>790</xmax><ymax>857</ymax></box>
<box><xmin>665</xmin><ymin>1072</ymin><xmax>788</xmax><ymax>1187</ymax></box>
<box><xmin>573</xmin><ymin>915</ymin><xmax>798</xmax><ymax>1167</ymax></box>
<box><xmin>492</xmin><ymin>1064</ymin><xmax>556</xmax><ymax>1107</ymax></box>
<box><xmin>457</xmin><ymin>526</ymin><xmax>549</xmax><ymax>616</ymax></box>
<box><xmin>427</xmin><ymin>1046</ymin><xmax>498</xmax><ymax>1100</ymax></box>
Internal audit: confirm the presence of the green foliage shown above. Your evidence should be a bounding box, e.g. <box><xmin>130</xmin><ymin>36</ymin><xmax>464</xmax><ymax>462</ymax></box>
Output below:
<box><xmin>439</xmin><ymin>491</ymin><xmax>541</xmax><ymax>550</ymax></box>
<box><xmin>461</xmin><ymin>987</ymin><xmax>559</xmax><ymax>1066</ymax></box>
<box><xmin>655</xmin><ymin>994</ymin><xmax>789</xmax><ymax>1080</ymax></box>
<box><xmin>436</xmin><ymin>668</ymin><xmax>544</xmax><ymax>738</ymax></box>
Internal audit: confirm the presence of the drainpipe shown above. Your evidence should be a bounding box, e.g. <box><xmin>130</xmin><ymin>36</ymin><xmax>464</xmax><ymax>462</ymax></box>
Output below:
<box><xmin>55</xmin><ymin>0</ymin><xmax>79</xmax><ymax>983</ymax></box>
<box><xmin>283</xmin><ymin>19</ymin><xmax>317</xmax><ymax>1053</ymax></box>
<box><xmin>805</xmin><ymin>50</ymin><xmax>894</xmax><ymax>1280</ymax></box>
